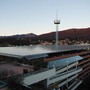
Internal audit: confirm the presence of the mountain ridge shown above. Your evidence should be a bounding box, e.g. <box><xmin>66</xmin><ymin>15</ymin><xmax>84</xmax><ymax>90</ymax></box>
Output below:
<box><xmin>0</xmin><ymin>27</ymin><xmax>90</xmax><ymax>46</ymax></box>
<box><xmin>0</xmin><ymin>27</ymin><xmax>90</xmax><ymax>40</ymax></box>
<box><xmin>33</xmin><ymin>27</ymin><xmax>90</xmax><ymax>40</ymax></box>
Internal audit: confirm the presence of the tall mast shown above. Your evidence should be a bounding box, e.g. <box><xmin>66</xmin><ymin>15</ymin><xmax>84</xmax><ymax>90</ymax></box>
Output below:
<box><xmin>54</xmin><ymin>11</ymin><xmax>60</xmax><ymax>49</ymax></box>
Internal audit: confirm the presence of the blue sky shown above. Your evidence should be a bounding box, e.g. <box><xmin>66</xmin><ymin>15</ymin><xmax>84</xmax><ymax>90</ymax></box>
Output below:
<box><xmin>0</xmin><ymin>0</ymin><xmax>90</xmax><ymax>36</ymax></box>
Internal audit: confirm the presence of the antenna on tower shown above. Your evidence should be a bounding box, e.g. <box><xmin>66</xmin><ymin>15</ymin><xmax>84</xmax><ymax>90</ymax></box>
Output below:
<box><xmin>56</xmin><ymin>10</ymin><xmax>58</xmax><ymax>19</ymax></box>
<box><xmin>54</xmin><ymin>10</ymin><xmax>60</xmax><ymax>50</ymax></box>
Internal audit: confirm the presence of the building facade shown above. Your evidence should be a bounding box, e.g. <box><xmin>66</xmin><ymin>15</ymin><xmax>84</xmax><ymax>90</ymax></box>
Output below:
<box><xmin>0</xmin><ymin>46</ymin><xmax>90</xmax><ymax>90</ymax></box>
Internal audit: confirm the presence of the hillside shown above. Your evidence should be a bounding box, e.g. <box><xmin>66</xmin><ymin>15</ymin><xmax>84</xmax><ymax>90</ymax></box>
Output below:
<box><xmin>0</xmin><ymin>33</ymin><xmax>37</xmax><ymax>46</ymax></box>
<box><xmin>0</xmin><ymin>27</ymin><xmax>90</xmax><ymax>46</ymax></box>
<box><xmin>35</xmin><ymin>28</ymin><xmax>90</xmax><ymax>40</ymax></box>
<box><xmin>11</xmin><ymin>33</ymin><xmax>37</xmax><ymax>38</ymax></box>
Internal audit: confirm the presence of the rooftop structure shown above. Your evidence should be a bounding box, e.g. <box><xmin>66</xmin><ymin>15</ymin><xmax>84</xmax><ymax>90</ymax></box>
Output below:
<box><xmin>0</xmin><ymin>45</ymin><xmax>90</xmax><ymax>90</ymax></box>
<box><xmin>0</xmin><ymin>45</ymin><xmax>89</xmax><ymax>58</ymax></box>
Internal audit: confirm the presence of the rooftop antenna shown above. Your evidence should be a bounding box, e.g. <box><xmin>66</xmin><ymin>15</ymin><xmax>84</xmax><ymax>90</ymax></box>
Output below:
<box><xmin>54</xmin><ymin>10</ymin><xmax>60</xmax><ymax>50</ymax></box>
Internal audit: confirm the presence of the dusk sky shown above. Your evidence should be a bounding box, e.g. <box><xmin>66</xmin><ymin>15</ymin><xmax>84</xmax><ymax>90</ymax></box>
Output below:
<box><xmin>0</xmin><ymin>0</ymin><xmax>90</xmax><ymax>36</ymax></box>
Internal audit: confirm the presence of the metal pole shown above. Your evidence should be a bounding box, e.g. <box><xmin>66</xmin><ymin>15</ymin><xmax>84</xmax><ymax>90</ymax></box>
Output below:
<box><xmin>56</xmin><ymin>24</ymin><xmax>59</xmax><ymax>49</ymax></box>
<box><xmin>66</xmin><ymin>61</ymin><xmax>68</xmax><ymax>89</ymax></box>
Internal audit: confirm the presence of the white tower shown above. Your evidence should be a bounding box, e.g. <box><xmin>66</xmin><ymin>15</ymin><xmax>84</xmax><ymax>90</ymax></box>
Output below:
<box><xmin>54</xmin><ymin>12</ymin><xmax>60</xmax><ymax>49</ymax></box>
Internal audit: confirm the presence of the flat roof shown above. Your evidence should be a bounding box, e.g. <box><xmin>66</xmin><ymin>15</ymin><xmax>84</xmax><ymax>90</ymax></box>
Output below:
<box><xmin>0</xmin><ymin>45</ymin><xmax>56</xmax><ymax>58</ymax></box>
<box><xmin>0</xmin><ymin>45</ymin><xmax>89</xmax><ymax>59</ymax></box>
